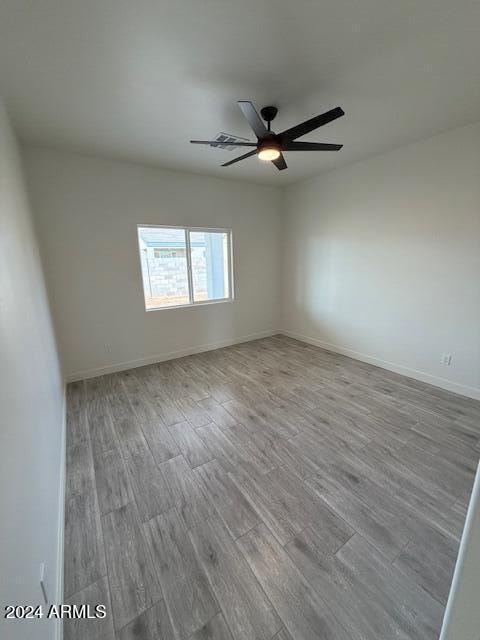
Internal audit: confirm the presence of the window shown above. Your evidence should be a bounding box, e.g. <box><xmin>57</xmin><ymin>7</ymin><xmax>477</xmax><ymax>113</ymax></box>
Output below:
<box><xmin>137</xmin><ymin>226</ymin><xmax>233</xmax><ymax>310</ymax></box>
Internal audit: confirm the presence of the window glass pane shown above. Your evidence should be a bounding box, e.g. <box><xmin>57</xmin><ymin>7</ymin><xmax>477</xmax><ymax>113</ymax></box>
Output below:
<box><xmin>189</xmin><ymin>231</ymin><xmax>230</xmax><ymax>302</ymax></box>
<box><xmin>138</xmin><ymin>227</ymin><xmax>189</xmax><ymax>309</ymax></box>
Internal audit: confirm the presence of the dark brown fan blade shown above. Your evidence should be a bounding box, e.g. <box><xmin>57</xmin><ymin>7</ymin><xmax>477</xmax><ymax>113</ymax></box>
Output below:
<box><xmin>282</xmin><ymin>142</ymin><xmax>343</xmax><ymax>151</ymax></box>
<box><xmin>238</xmin><ymin>101</ymin><xmax>269</xmax><ymax>139</ymax></box>
<box><xmin>272</xmin><ymin>153</ymin><xmax>287</xmax><ymax>170</ymax></box>
<box><xmin>190</xmin><ymin>140</ymin><xmax>257</xmax><ymax>147</ymax></box>
<box><xmin>221</xmin><ymin>149</ymin><xmax>257</xmax><ymax>167</ymax></box>
<box><xmin>280</xmin><ymin>107</ymin><xmax>344</xmax><ymax>141</ymax></box>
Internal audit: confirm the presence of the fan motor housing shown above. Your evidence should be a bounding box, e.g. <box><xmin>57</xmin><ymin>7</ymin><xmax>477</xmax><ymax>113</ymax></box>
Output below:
<box><xmin>258</xmin><ymin>134</ymin><xmax>280</xmax><ymax>150</ymax></box>
<box><xmin>260</xmin><ymin>106</ymin><xmax>278</xmax><ymax>123</ymax></box>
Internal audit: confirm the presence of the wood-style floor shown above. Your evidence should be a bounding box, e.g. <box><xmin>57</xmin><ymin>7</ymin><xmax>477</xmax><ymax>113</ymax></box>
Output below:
<box><xmin>64</xmin><ymin>335</ymin><xmax>480</xmax><ymax>640</ymax></box>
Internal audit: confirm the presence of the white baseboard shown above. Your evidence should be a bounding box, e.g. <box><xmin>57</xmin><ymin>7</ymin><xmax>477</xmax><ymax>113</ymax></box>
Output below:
<box><xmin>65</xmin><ymin>326</ymin><xmax>480</xmax><ymax>400</ymax></box>
<box><xmin>281</xmin><ymin>329</ymin><xmax>480</xmax><ymax>401</ymax></box>
<box><xmin>55</xmin><ymin>383</ymin><xmax>67</xmax><ymax>640</ymax></box>
<box><xmin>66</xmin><ymin>329</ymin><xmax>278</xmax><ymax>382</ymax></box>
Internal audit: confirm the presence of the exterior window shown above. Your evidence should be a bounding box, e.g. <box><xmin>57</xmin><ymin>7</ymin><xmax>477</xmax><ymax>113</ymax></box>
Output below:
<box><xmin>137</xmin><ymin>226</ymin><xmax>233</xmax><ymax>310</ymax></box>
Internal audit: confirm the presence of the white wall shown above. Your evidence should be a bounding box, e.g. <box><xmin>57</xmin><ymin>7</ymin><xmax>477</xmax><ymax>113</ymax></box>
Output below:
<box><xmin>0</xmin><ymin>102</ymin><xmax>64</xmax><ymax>639</ymax></box>
<box><xmin>281</xmin><ymin>121</ymin><xmax>480</xmax><ymax>399</ymax></box>
<box><xmin>22</xmin><ymin>147</ymin><xmax>281</xmax><ymax>380</ymax></box>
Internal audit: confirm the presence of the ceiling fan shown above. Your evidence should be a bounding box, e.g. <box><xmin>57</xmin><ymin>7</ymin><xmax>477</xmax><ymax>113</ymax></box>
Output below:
<box><xmin>190</xmin><ymin>100</ymin><xmax>344</xmax><ymax>171</ymax></box>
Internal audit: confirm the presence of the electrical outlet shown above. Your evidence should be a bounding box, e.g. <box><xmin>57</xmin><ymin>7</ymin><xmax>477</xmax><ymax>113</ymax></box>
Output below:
<box><xmin>40</xmin><ymin>563</ymin><xmax>48</xmax><ymax>604</ymax></box>
<box><xmin>441</xmin><ymin>353</ymin><xmax>452</xmax><ymax>366</ymax></box>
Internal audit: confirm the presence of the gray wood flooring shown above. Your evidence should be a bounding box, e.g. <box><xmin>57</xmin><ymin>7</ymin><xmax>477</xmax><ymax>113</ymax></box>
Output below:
<box><xmin>64</xmin><ymin>335</ymin><xmax>480</xmax><ymax>640</ymax></box>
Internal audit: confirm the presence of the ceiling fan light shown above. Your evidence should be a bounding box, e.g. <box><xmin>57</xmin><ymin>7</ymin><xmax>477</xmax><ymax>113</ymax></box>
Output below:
<box><xmin>258</xmin><ymin>147</ymin><xmax>281</xmax><ymax>161</ymax></box>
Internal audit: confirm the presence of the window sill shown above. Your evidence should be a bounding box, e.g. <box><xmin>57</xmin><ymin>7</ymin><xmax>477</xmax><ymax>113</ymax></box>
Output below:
<box><xmin>145</xmin><ymin>297</ymin><xmax>235</xmax><ymax>312</ymax></box>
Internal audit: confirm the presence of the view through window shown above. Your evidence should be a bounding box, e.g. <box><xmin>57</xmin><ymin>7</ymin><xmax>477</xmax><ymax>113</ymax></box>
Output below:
<box><xmin>137</xmin><ymin>226</ymin><xmax>232</xmax><ymax>310</ymax></box>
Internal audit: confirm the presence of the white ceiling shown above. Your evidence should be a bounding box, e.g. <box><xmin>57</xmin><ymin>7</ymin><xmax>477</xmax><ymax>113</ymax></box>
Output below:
<box><xmin>1</xmin><ymin>0</ymin><xmax>480</xmax><ymax>185</ymax></box>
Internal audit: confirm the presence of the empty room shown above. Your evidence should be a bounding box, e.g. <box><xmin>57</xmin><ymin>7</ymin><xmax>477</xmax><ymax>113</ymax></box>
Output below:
<box><xmin>1</xmin><ymin>1</ymin><xmax>480</xmax><ymax>639</ymax></box>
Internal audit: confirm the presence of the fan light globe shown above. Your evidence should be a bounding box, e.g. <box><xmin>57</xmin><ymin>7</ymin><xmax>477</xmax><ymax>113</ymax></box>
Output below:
<box><xmin>258</xmin><ymin>147</ymin><xmax>281</xmax><ymax>161</ymax></box>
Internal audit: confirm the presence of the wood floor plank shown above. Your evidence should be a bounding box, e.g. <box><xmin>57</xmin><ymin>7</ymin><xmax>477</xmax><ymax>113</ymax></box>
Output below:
<box><xmin>136</xmin><ymin>367</ymin><xmax>186</xmax><ymax>425</ymax></box>
<box><xmin>237</xmin><ymin>523</ymin><xmax>352</xmax><ymax>640</ymax></box>
<box><xmin>307</xmin><ymin>477</ymin><xmax>408</xmax><ymax>561</ymax></box>
<box><xmin>175</xmin><ymin>395</ymin><xmax>211</xmax><ymax>427</ymax></box>
<box><xmin>198</xmin><ymin>396</ymin><xmax>238</xmax><ymax>429</ymax></box>
<box><xmin>233</xmin><ymin>466</ymin><xmax>353</xmax><ymax>546</ymax></box>
<box><xmin>160</xmin><ymin>455</ymin><xmax>214</xmax><ymax>529</ymax></box>
<box><xmin>195</xmin><ymin>459</ymin><xmax>261</xmax><ymax>539</ymax></box>
<box><xmin>102</xmin><ymin>502</ymin><xmax>161</xmax><ymax>630</ymax></box>
<box><xmin>152</xmin><ymin>387</ymin><xmax>186</xmax><ymax>426</ymax></box>
<box><xmin>349</xmin><ymin>452</ymin><xmax>466</xmax><ymax>541</ymax></box>
<box><xmin>115</xmin><ymin>416</ymin><xmax>173</xmax><ymax>521</ymax></box>
<box><xmin>351</xmin><ymin>439</ymin><xmax>456</xmax><ymax>507</ymax></box>
<box><xmin>89</xmin><ymin>412</ymin><xmax>118</xmax><ymax>453</ymax></box>
<box><xmin>408</xmin><ymin>430</ymin><xmax>479</xmax><ymax>472</ymax></box>
<box><xmin>85</xmin><ymin>376</ymin><xmax>109</xmax><ymax>419</ymax></box>
<box><xmin>66</xmin><ymin>409</ymin><xmax>96</xmax><ymax>497</ymax></box>
<box><xmin>337</xmin><ymin>534</ymin><xmax>444</xmax><ymax>640</ymax></box>
<box><xmin>223</xmin><ymin>398</ymin><xmax>295</xmax><ymax>440</ymax></box>
<box><xmin>64</xmin><ymin>489</ymin><xmax>106</xmax><ymax>598</ymax></box>
<box><xmin>169</xmin><ymin>420</ymin><xmax>214</xmax><ymax>468</ymax></box>
<box><xmin>408</xmin><ymin>405</ymin><xmax>477</xmax><ymax>446</ymax></box>
<box><xmin>251</xmin><ymin>398</ymin><xmax>301</xmax><ymax>438</ymax></box>
<box><xmin>105</xmin><ymin>374</ymin><xmax>137</xmax><ymax>423</ymax></box>
<box><xmin>304</xmin><ymin>404</ymin><xmax>374</xmax><ymax>449</ymax></box>
<box><xmin>393</xmin><ymin>527</ymin><xmax>459</xmax><ymax>604</ymax></box>
<box><xmin>223</xmin><ymin>423</ymin><xmax>277</xmax><ymax>474</ymax></box>
<box><xmin>144</xmin><ymin>508</ymin><xmax>218</xmax><ymax>640</ymax></box>
<box><xmin>398</xmin><ymin>441</ymin><xmax>473</xmax><ymax>499</ymax></box>
<box><xmin>271</xmin><ymin>629</ymin><xmax>295</xmax><ymax>640</ymax></box>
<box><xmin>189</xmin><ymin>517</ymin><xmax>282</xmax><ymax>640</ymax></box>
<box><xmin>64</xmin><ymin>576</ymin><xmax>114</xmax><ymax>640</ymax></box>
<box><xmin>307</xmin><ymin>461</ymin><xmax>444</xmax><ymax>545</ymax></box>
<box><xmin>226</xmin><ymin>422</ymin><xmax>317</xmax><ymax>479</ymax></box>
<box><xmin>190</xmin><ymin>613</ymin><xmax>234</xmax><ymax>640</ymax></box>
<box><xmin>120</xmin><ymin>375</ymin><xmax>181</xmax><ymax>463</ymax></box>
<box><xmin>66</xmin><ymin>380</ymin><xmax>86</xmax><ymax>414</ymax></box>
<box><xmin>231</xmin><ymin>471</ymin><xmax>303</xmax><ymax>545</ymax></box>
<box><xmin>183</xmin><ymin>356</ymin><xmax>235</xmax><ymax>403</ymax></box>
<box><xmin>122</xmin><ymin>384</ymin><xmax>160</xmax><ymax>425</ymax></box>
<box><xmin>203</xmin><ymin>377</ymin><xmax>235</xmax><ymax>404</ymax></box>
<box><xmin>176</xmin><ymin>372</ymin><xmax>212</xmax><ymax>402</ymax></box>
<box><xmin>140</xmin><ymin>417</ymin><xmax>180</xmax><ymax>465</ymax></box>
<box><xmin>112</xmin><ymin>413</ymin><xmax>145</xmax><ymax>446</ymax></box>
<box><xmin>196</xmin><ymin>422</ymin><xmax>261</xmax><ymax>479</ymax></box>
<box><xmin>284</xmin><ymin>527</ymin><xmax>412</xmax><ymax>640</ymax></box>
<box><xmin>117</xmin><ymin>600</ymin><xmax>175</xmax><ymax>640</ymax></box>
<box><xmin>94</xmin><ymin>448</ymin><xmax>134</xmax><ymax>516</ymax></box>
<box><xmin>89</xmin><ymin>414</ymin><xmax>133</xmax><ymax>515</ymax></box>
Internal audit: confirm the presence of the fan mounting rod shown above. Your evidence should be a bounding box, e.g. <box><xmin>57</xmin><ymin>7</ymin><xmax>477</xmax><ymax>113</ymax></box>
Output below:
<box><xmin>260</xmin><ymin>106</ymin><xmax>278</xmax><ymax>131</ymax></box>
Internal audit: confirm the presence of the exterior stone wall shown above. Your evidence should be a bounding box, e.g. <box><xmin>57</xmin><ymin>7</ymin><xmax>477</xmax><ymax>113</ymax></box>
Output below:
<box><xmin>145</xmin><ymin>247</ymin><xmax>206</xmax><ymax>297</ymax></box>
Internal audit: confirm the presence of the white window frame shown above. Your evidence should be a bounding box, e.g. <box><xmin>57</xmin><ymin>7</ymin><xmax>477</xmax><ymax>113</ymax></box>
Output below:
<box><xmin>137</xmin><ymin>224</ymin><xmax>234</xmax><ymax>311</ymax></box>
